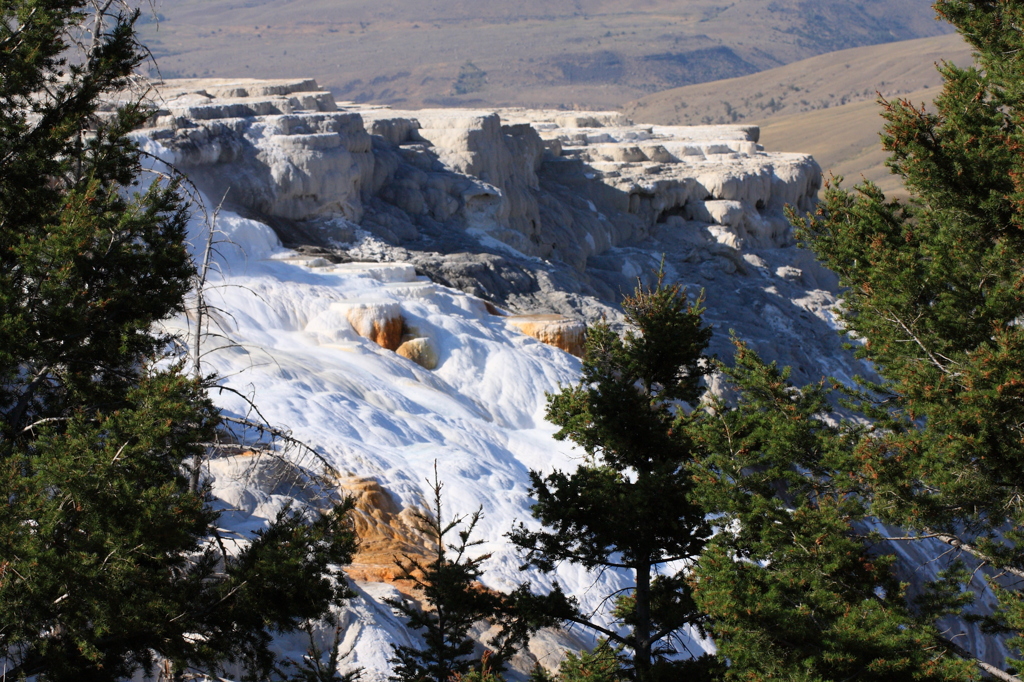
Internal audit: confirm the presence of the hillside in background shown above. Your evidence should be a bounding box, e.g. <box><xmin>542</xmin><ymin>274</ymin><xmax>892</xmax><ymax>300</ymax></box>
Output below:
<box><xmin>626</xmin><ymin>33</ymin><xmax>974</xmax><ymax>196</ymax></box>
<box><xmin>757</xmin><ymin>86</ymin><xmax>934</xmax><ymax>197</ymax></box>
<box><xmin>138</xmin><ymin>0</ymin><xmax>950</xmax><ymax>110</ymax></box>
<box><xmin>625</xmin><ymin>33</ymin><xmax>971</xmax><ymax>125</ymax></box>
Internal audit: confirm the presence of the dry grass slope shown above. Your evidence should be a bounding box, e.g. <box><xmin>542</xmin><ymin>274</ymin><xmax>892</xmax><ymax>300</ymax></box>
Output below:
<box><xmin>625</xmin><ymin>34</ymin><xmax>972</xmax><ymax>126</ymax></box>
<box><xmin>757</xmin><ymin>91</ymin><xmax>936</xmax><ymax>198</ymax></box>
<box><xmin>626</xmin><ymin>34</ymin><xmax>973</xmax><ymax>197</ymax></box>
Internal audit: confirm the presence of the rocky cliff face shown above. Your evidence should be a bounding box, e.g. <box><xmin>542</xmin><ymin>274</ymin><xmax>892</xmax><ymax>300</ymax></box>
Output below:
<box><xmin>139</xmin><ymin>77</ymin><xmax>850</xmax><ymax>386</ymax></box>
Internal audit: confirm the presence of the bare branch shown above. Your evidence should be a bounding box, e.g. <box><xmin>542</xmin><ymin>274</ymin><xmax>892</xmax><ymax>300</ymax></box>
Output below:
<box><xmin>883</xmin><ymin>310</ymin><xmax>954</xmax><ymax>376</ymax></box>
<box><xmin>938</xmin><ymin>635</ymin><xmax>1021</xmax><ymax>682</ymax></box>
<box><xmin>565</xmin><ymin>614</ymin><xmax>628</xmax><ymax>646</ymax></box>
<box><xmin>920</xmin><ymin>528</ymin><xmax>1024</xmax><ymax>581</ymax></box>
<box><xmin>218</xmin><ymin>415</ymin><xmax>340</xmax><ymax>479</ymax></box>
<box><xmin>20</xmin><ymin>416</ymin><xmax>69</xmax><ymax>434</ymax></box>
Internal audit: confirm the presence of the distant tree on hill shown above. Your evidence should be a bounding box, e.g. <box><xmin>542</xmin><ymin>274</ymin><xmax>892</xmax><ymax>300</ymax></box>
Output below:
<box><xmin>0</xmin><ymin>2</ymin><xmax>355</xmax><ymax>679</ymax></box>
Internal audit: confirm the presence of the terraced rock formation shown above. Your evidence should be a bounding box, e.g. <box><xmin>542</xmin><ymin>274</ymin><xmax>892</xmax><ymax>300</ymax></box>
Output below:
<box><xmin>138</xmin><ymin>78</ymin><xmax>850</xmax><ymax>386</ymax></box>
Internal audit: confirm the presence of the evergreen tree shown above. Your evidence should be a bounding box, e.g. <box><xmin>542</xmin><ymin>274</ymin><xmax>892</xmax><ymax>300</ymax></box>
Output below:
<box><xmin>510</xmin><ymin>278</ymin><xmax>714</xmax><ymax>682</ymax></box>
<box><xmin>0</xmin><ymin>2</ymin><xmax>355</xmax><ymax>679</ymax></box>
<box><xmin>688</xmin><ymin>342</ymin><xmax>975</xmax><ymax>681</ymax></box>
<box><xmin>513</xmin><ymin>278</ymin><xmax>976</xmax><ymax>680</ymax></box>
<box><xmin>555</xmin><ymin>640</ymin><xmax>626</xmax><ymax>682</ymax></box>
<box><xmin>798</xmin><ymin>0</ymin><xmax>1024</xmax><ymax>676</ymax></box>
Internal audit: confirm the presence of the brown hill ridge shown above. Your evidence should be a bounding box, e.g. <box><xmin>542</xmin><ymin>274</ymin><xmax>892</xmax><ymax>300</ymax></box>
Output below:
<box><xmin>625</xmin><ymin>33</ymin><xmax>972</xmax><ymax>127</ymax></box>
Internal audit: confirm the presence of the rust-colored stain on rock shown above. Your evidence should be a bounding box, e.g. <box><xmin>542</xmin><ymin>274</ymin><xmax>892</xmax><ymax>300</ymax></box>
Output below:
<box><xmin>337</xmin><ymin>476</ymin><xmax>432</xmax><ymax>593</ymax></box>
<box><xmin>506</xmin><ymin>314</ymin><xmax>586</xmax><ymax>357</ymax></box>
<box><xmin>344</xmin><ymin>303</ymin><xmax>404</xmax><ymax>351</ymax></box>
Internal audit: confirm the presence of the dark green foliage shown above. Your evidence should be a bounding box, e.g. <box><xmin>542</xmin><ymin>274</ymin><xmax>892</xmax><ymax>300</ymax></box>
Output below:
<box><xmin>688</xmin><ymin>342</ymin><xmax>974</xmax><ymax>681</ymax></box>
<box><xmin>551</xmin><ymin>640</ymin><xmax>720</xmax><ymax>682</ymax></box>
<box><xmin>389</xmin><ymin>473</ymin><xmax>567</xmax><ymax>682</ymax></box>
<box><xmin>556</xmin><ymin>641</ymin><xmax>626</xmax><ymax>682</ymax></box>
<box><xmin>516</xmin><ymin>272</ymin><xmax>977</xmax><ymax>679</ymax></box>
<box><xmin>1</xmin><ymin>374</ymin><xmax>220</xmax><ymax>681</ymax></box>
<box><xmin>0</xmin><ymin>2</ymin><xmax>356</xmax><ymax>679</ymax></box>
<box><xmin>796</xmin><ymin>0</ymin><xmax>1024</xmax><ymax>673</ymax></box>
<box><xmin>798</xmin><ymin>0</ymin><xmax>1024</xmax><ymax>546</ymax></box>
<box><xmin>511</xmin><ymin>278</ymin><xmax>713</xmax><ymax>682</ymax></box>
<box><xmin>189</xmin><ymin>501</ymin><xmax>357</xmax><ymax>678</ymax></box>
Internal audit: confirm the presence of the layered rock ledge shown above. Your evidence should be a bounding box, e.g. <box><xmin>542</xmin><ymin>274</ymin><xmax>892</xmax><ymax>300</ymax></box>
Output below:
<box><xmin>135</xmin><ymin>78</ymin><xmax>857</xmax><ymax>388</ymax></box>
<box><xmin>141</xmin><ymin>78</ymin><xmax>818</xmax><ymax>267</ymax></box>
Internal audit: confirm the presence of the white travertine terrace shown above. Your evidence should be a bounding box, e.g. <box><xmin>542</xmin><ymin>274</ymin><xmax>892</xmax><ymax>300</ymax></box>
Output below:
<box><xmin>138</xmin><ymin>77</ymin><xmax>820</xmax><ymax>270</ymax></box>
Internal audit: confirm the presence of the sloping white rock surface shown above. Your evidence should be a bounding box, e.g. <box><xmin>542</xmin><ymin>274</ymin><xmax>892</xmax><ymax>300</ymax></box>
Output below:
<box><xmin>160</xmin><ymin>211</ymin><xmax>677</xmax><ymax>680</ymax></box>
<box><xmin>136</xmin><ymin>78</ymin><xmax>850</xmax><ymax>386</ymax></box>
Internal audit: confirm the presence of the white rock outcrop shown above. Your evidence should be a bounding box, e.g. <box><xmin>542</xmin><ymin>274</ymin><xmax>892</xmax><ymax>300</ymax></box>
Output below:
<box><xmin>129</xmin><ymin>77</ymin><xmax>845</xmax><ymax>387</ymax></box>
<box><xmin>145</xmin><ymin>79</ymin><xmax>374</xmax><ymax>222</ymax></box>
<box><xmin>138</xmin><ymin>78</ymin><xmax>819</xmax><ymax>273</ymax></box>
<box><xmin>129</xmin><ymin>78</ymin><xmax>851</xmax><ymax>392</ymax></box>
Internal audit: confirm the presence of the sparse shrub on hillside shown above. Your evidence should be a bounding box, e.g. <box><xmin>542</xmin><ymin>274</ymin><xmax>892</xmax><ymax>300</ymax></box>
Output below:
<box><xmin>453</xmin><ymin>62</ymin><xmax>487</xmax><ymax>96</ymax></box>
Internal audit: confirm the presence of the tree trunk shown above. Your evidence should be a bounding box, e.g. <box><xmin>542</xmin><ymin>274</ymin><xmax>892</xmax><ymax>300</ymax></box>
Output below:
<box><xmin>634</xmin><ymin>561</ymin><xmax>653</xmax><ymax>682</ymax></box>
